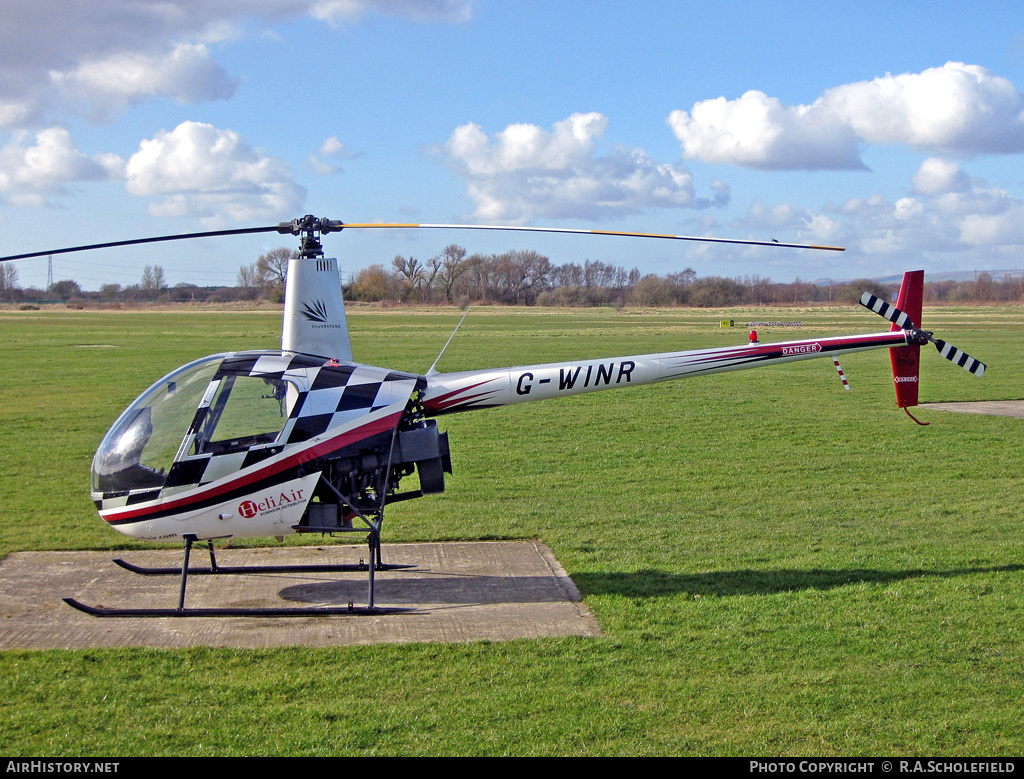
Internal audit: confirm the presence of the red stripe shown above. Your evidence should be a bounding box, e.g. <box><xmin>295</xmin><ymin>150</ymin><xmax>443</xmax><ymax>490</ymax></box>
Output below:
<box><xmin>680</xmin><ymin>332</ymin><xmax>905</xmax><ymax>365</ymax></box>
<box><xmin>423</xmin><ymin>378</ymin><xmax>498</xmax><ymax>412</ymax></box>
<box><xmin>102</xmin><ymin>410</ymin><xmax>403</xmax><ymax>523</ymax></box>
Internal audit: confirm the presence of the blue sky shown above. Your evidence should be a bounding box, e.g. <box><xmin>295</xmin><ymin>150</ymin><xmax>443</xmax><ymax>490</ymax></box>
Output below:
<box><xmin>1</xmin><ymin>1</ymin><xmax>1023</xmax><ymax>290</ymax></box>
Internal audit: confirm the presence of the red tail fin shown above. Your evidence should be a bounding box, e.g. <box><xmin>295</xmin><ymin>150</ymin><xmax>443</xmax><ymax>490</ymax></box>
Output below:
<box><xmin>889</xmin><ymin>270</ymin><xmax>923</xmax><ymax>409</ymax></box>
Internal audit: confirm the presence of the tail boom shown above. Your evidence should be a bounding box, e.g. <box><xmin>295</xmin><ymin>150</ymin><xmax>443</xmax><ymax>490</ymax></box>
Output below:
<box><xmin>422</xmin><ymin>330</ymin><xmax>911</xmax><ymax>415</ymax></box>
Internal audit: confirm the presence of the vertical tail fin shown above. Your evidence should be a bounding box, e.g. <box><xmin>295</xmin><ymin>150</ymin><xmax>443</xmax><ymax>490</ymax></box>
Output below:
<box><xmin>282</xmin><ymin>256</ymin><xmax>354</xmax><ymax>361</ymax></box>
<box><xmin>889</xmin><ymin>270</ymin><xmax>923</xmax><ymax>409</ymax></box>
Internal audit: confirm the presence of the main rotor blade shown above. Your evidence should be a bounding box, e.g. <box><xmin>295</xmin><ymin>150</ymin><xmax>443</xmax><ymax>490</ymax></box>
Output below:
<box><xmin>0</xmin><ymin>216</ymin><xmax>845</xmax><ymax>264</ymax></box>
<box><xmin>932</xmin><ymin>338</ymin><xmax>986</xmax><ymax>377</ymax></box>
<box><xmin>859</xmin><ymin>292</ymin><xmax>918</xmax><ymax>329</ymax></box>
<box><xmin>0</xmin><ymin>224</ymin><xmax>287</xmax><ymax>263</ymax></box>
<box><xmin>338</xmin><ymin>222</ymin><xmax>845</xmax><ymax>252</ymax></box>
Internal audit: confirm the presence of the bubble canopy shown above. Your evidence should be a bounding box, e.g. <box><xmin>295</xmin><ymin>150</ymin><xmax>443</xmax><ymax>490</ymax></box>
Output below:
<box><xmin>91</xmin><ymin>355</ymin><xmax>226</xmax><ymax>495</ymax></box>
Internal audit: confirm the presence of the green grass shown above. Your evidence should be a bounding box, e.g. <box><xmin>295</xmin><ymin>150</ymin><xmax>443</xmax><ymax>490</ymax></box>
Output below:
<box><xmin>1</xmin><ymin>303</ymin><xmax>1022</xmax><ymax>755</ymax></box>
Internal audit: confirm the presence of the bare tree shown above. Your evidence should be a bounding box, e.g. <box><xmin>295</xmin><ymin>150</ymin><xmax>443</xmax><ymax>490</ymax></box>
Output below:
<box><xmin>744</xmin><ymin>275</ymin><xmax>775</xmax><ymax>306</ymax></box>
<box><xmin>463</xmin><ymin>253</ymin><xmax>496</xmax><ymax>301</ymax></box>
<box><xmin>0</xmin><ymin>263</ymin><xmax>18</xmax><ymax>298</ymax></box>
<box><xmin>666</xmin><ymin>268</ymin><xmax>696</xmax><ymax>287</ymax></box>
<box><xmin>141</xmin><ymin>265</ymin><xmax>166</xmax><ymax>297</ymax></box>
<box><xmin>628</xmin><ymin>274</ymin><xmax>674</xmax><ymax>307</ymax></box>
<box><xmin>436</xmin><ymin>244</ymin><xmax>469</xmax><ymax>303</ymax></box>
<box><xmin>256</xmin><ymin>247</ymin><xmax>295</xmax><ymax>293</ymax></box>
<box><xmin>99</xmin><ymin>283</ymin><xmax>121</xmax><ymax>300</ymax></box>
<box><xmin>421</xmin><ymin>255</ymin><xmax>441</xmax><ymax>303</ymax></box>
<box><xmin>50</xmin><ymin>279</ymin><xmax>83</xmax><ymax>301</ymax></box>
<box><xmin>392</xmin><ymin>255</ymin><xmax>426</xmax><ymax>301</ymax></box>
<box><xmin>493</xmin><ymin>250</ymin><xmax>551</xmax><ymax>304</ymax></box>
<box><xmin>237</xmin><ymin>263</ymin><xmax>260</xmax><ymax>299</ymax></box>
<box><xmin>552</xmin><ymin>262</ymin><xmax>584</xmax><ymax>288</ymax></box>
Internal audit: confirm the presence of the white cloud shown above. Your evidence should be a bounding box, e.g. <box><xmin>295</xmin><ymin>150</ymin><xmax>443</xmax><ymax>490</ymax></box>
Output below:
<box><xmin>719</xmin><ymin>160</ymin><xmax>1024</xmax><ymax>277</ymax></box>
<box><xmin>124</xmin><ymin>121</ymin><xmax>305</xmax><ymax>221</ymax></box>
<box><xmin>825</xmin><ymin>63</ymin><xmax>1024</xmax><ymax>154</ymax></box>
<box><xmin>50</xmin><ymin>43</ymin><xmax>238</xmax><ymax>121</ymax></box>
<box><xmin>744</xmin><ymin>199</ymin><xmax>815</xmax><ymax>231</ymax></box>
<box><xmin>0</xmin><ymin>1</ymin><xmax>473</xmax><ymax>127</ymax></box>
<box><xmin>0</xmin><ymin>127</ymin><xmax>123</xmax><ymax>206</ymax></box>
<box><xmin>311</xmin><ymin>0</ymin><xmax>473</xmax><ymax>24</ymax></box>
<box><xmin>836</xmin><ymin>167</ymin><xmax>1024</xmax><ymax>256</ymax></box>
<box><xmin>442</xmin><ymin>113</ymin><xmax>716</xmax><ymax>221</ymax></box>
<box><xmin>912</xmin><ymin>158</ymin><xmax>971</xmax><ymax>196</ymax></box>
<box><xmin>669</xmin><ymin>62</ymin><xmax>1024</xmax><ymax>170</ymax></box>
<box><xmin>668</xmin><ymin>91</ymin><xmax>863</xmax><ymax>170</ymax></box>
<box><xmin>739</xmin><ymin>199</ymin><xmax>844</xmax><ymax>248</ymax></box>
<box><xmin>959</xmin><ymin>203</ymin><xmax>1024</xmax><ymax>245</ymax></box>
<box><xmin>309</xmin><ymin>135</ymin><xmax>357</xmax><ymax>175</ymax></box>
<box><xmin>893</xmin><ymin>197</ymin><xmax>925</xmax><ymax>221</ymax></box>
<box><xmin>320</xmin><ymin>137</ymin><xmax>347</xmax><ymax>157</ymax></box>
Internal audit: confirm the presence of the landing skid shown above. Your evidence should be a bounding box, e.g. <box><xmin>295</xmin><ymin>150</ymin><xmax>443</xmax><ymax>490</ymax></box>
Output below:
<box><xmin>62</xmin><ymin>598</ymin><xmax>406</xmax><ymax>618</ymax></box>
<box><xmin>111</xmin><ymin>559</ymin><xmax>413</xmax><ymax>576</ymax></box>
<box><xmin>66</xmin><ymin>534</ymin><xmax>409</xmax><ymax>617</ymax></box>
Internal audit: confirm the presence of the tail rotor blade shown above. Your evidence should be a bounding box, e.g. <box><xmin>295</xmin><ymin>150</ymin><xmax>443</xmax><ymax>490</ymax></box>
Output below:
<box><xmin>932</xmin><ymin>338</ymin><xmax>986</xmax><ymax>377</ymax></box>
<box><xmin>859</xmin><ymin>292</ymin><xmax>917</xmax><ymax>329</ymax></box>
<box><xmin>859</xmin><ymin>276</ymin><xmax>985</xmax><ymax>406</ymax></box>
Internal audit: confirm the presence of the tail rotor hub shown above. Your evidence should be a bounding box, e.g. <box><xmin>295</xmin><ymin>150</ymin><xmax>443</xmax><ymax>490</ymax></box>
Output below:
<box><xmin>906</xmin><ymin>328</ymin><xmax>932</xmax><ymax>346</ymax></box>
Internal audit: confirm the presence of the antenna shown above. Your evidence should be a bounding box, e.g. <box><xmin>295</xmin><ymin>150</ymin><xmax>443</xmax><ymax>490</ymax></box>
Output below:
<box><xmin>47</xmin><ymin>255</ymin><xmax>53</xmax><ymax>291</ymax></box>
<box><xmin>427</xmin><ymin>307</ymin><xmax>472</xmax><ymax>376</ymax></box>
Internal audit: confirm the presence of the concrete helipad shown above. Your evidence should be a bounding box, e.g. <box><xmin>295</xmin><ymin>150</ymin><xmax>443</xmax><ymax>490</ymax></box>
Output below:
<box><xmin>922</xmin><ymin>400</ymin><xmax>1024</xmax><ymax>419</ymax></box>
<box><xmin>0</xmin><ymin>542</ymin><xmax>601</xmax><ymax>649</ymax></box>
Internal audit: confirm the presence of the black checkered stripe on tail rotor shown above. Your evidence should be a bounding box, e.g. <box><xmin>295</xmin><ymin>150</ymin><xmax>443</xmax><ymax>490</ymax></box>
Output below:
<box><xmin>859</xmin><ymin>293</ymin><xmax>986</xmax><ymax>377</ymax></box>
<box><xmin>859</xmin><ymin>292</ymin><xmax>917</xmax><ymax>329</ymax></box>
<box><xmin>932</xmin><ymin>338</ymin><xmax>986</xmax><ymax>376</ymax></box>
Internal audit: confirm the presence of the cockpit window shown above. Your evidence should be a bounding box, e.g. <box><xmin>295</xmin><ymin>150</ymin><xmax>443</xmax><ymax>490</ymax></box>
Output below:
<box><xmin>191</xmin><ymin>375</ymin><xmax>296</xmax><ymax>455</ymax></box>
<box><xmin>91</xmin><ymin>355</ymin><xmax>225</xmax><ymax>494</ymax></box>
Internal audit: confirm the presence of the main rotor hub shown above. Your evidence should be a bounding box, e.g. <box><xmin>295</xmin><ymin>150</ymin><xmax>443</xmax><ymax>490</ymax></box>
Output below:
<box><xmin>276</xmin><ymin>215</ymin><xmax>345</xmax><ymax>258</ymax></box>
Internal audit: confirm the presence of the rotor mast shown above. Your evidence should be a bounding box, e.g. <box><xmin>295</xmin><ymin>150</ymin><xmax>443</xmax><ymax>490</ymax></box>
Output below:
<box><xmin>278</xmin><ymin>216</ymin><xmax>353</xmax><ymax>361</ymax></box>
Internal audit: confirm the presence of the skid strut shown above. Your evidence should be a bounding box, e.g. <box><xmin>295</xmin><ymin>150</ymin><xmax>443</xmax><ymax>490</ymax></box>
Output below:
<box><xmin>64</xmin><ymin>534</ymin><xmax>410</xmax><ymax>617</ymax></box>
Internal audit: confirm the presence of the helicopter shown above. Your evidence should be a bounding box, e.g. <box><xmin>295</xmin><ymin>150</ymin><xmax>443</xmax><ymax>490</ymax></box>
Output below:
<box><xmin>0</xmin><ymin>215</ymin><xmax>986</xmax><ymax>616</ymax></box>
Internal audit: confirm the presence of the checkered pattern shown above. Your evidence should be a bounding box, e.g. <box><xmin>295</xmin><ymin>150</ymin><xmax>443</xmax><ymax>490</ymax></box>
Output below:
<box><xmin>207</xmin><ymin>352</ymin><xmax>417</xmax><ymax>476</ymax></box>
<box><xmin>288</xmin><ymin>364</ymin><xmax>419</xmax><ymax>444</ymax></box>
<box><xmin>114</xmin><ymin>351</ymin><xmax>425</xmax><ymax>502</ymax></box>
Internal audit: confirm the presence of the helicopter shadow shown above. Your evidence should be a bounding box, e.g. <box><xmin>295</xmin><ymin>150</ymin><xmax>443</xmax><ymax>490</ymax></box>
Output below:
<box><xmin>278</xmin><ymin>572</ymin><xmax>579</xmax><ymax>606</ymax></box>
<box><xmin>571</xmin><ymin>563</ymin><xmax>1024</xmax><ymax>599</ymax></box>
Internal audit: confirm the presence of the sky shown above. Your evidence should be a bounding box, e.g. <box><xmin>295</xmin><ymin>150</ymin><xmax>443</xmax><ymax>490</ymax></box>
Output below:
<box><xmin>1</xmin><ymin>0</ymin><xmax>1023</xmax><ymax>290</ymax></box>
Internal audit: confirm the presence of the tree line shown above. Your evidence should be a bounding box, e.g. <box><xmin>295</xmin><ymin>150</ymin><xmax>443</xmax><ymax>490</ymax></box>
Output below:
<box><xmin>348</xmin><ymin>244</ymin><xmax>1024</xmax><ymax>307</ymax></box>
<box><xmin>3</xmin><ymin>244</ymin><xmax>1023</xmax><ymax>307</ymax></box>
<box><xmin>0</xmin><ymin>263</ymin><xmax>190</xmax><ymax>306</ymax></box>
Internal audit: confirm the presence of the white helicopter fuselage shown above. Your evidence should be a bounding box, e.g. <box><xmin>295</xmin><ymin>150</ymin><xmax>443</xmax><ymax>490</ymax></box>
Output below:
<box><xmin>91</xmin><ymin>329</ymin><xmax>911</xmax><ymax>542</ymax></box>
<box><xmin>86</xmin><ymin>249</ymin><xmax>941</xmax><ymax>547</ymax></box>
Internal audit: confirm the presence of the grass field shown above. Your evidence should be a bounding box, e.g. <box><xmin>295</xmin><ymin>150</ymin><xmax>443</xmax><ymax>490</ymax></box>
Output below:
<box><xmin>1</xmin><ymin>303</ymin><xmax>1022</xmax><ymax>756</ymax></box>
